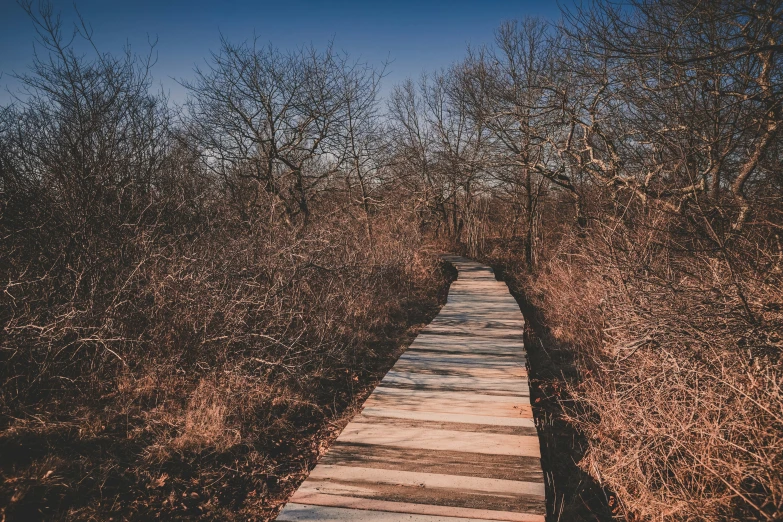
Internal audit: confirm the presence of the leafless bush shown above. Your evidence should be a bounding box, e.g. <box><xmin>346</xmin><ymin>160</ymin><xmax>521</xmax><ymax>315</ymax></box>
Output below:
<box><xmin>522</xmin><ymin>206</ymin><xmax>783</xmax><ymax>520</ymax></box>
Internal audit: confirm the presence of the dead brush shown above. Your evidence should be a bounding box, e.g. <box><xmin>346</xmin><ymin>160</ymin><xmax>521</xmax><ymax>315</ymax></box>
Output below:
<box><xmin>0</xmin><ymin>192</ymin><xmax>448</xmax><ymax>520</ymax></box>
<box><xmin>524</xmin><ymin>212</ymin><xmax>783</xmax><ymax>521</ymax></box>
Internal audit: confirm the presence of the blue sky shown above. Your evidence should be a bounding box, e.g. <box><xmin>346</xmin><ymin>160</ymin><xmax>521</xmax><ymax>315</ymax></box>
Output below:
<box><xmin>0</xmin><ymin>0</ymin><xmax>564</xmax><ymax>105</ymax></box>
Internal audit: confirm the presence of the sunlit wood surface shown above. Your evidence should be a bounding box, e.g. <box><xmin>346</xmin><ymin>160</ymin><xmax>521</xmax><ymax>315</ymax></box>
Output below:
<box><xmin>277</xmin><ymin>256</ymin><xmax>544</xmax><ymax>521</ymax></box>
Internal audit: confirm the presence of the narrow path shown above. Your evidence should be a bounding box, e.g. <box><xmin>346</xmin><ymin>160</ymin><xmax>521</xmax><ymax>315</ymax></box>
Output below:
<box><xmin>277</xmin><ymin>256</ymin><xmax>545</xmax><ymax>521</ymax></box>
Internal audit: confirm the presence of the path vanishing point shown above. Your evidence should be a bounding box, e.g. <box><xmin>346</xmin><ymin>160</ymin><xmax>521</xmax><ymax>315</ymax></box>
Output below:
<box><xmin>277</xmin><ymin>256</ymin><xmax>545</xmax><ymax>521</ymax></box>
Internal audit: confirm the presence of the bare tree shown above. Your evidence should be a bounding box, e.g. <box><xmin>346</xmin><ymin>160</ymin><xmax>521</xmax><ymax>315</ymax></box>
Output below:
<box><xmin>183</xmin><ymin>38</ymin><xmax>351</xmax><ymax>226</ymax></box>
<box><xmin>334</xmin><ymin>58</ymin><xmax>386</xmax><ymax>251</ymax></box>
<box><xmin>458</xmin><ymin>18</ymin><xmax>564</xmax><ymax>267</ymax></box>
<box><xmin>564</xmin><ymin>0</ymin><xmax>783</xmax><ymax>231</ymax></box>
<box><xmin>387</xmin><ymin>78</ymin><xmax>444</xmax><ymax>234</ymax></box>
<box><xmin>388</xmin><ymin>70</ymin><xmax>490</xmax><ymax>250</ymax></box>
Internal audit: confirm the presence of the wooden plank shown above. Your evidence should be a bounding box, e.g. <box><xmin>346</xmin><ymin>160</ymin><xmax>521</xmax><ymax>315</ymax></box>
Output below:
<box><xmin>334</xmin><ymin>423</ymin><xmax>540</xmax><ymax>457</ymax></box>
<box><xmin>320</xmin><ymin>443</ymin><xmax>544</xmax><ymax>482</ymax></box>
<box><xmin>361</xmin><ymin>395</ymin><xmax>533</xmax><ymax>418</ymax></box>
<box><xmin>371</xmin><ymin>386</ymin><xmax>529</xmax><ymax>403</ymax></box>
<box><xmin>359</xmin><ymin>407</ymin><xmax>536</xmax><ymax>428</ymax></box>
<box><xmin>281</xmin><ymin>498</ymin><xmax>544</xmax><ymax>522</ymax></box>
<box><xmin>307</xmin><ymin>466</ymin><xmax>545</xmax><ymax>497</ymax></box>
<box><xmin>277</xmin><ymin>503</ymin><xmax>494</xmax><ymax>521</ymax></box>
<box><xmin>294</xmin><ymin>481</ymin><xmax>544</xmax><ymax>514</ymax></box>
<box><xmin>397</xmin><ymin>352</ymin><xmax>526</xmax><ymax>368</ymax></box>
<box><xmin>380</xmin><ymin>371</ymin><xmax>529</xmax><ymax>394</ymax></box>
<box><xmin>406</xmin><ymin>345</ymin><xmax>525</xmax><ymax>357</ymax></box>
<box><xmin>353</xmin><ymin>413</ymin><xmax>538</xmax><ymax>435</ymax></box>
<box><xmin>391</xmin><ymin>361</ymin><xmax>529</xmax><ymax>379</ymax></box>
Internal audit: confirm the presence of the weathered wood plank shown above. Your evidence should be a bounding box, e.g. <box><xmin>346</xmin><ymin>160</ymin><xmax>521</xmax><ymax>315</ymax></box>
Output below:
<box><xmin>352</xmin><ymin>412</ymin><xmax>538</xmax><ymax>434</ymax></box>
<box><xmin>361</xmin><ymin>396</ymin><xmax>533</xmax><ymax>419</ymax></box>
<box><xmin>370</xmin><ymin>386</ymin><xmax>530</xmax><ymax>403</ymax></box>
<box><xmin>307</xmin><ymin>466</ymin><xmax>545</xmax><ymax>497</ymax></box>
<box><xmin>391</xmin><ymin>361</ymin><xmax>528</xmax><ymax>379</ymax></box>
<box><xmin>379</xmin><ymin>371</ymin><xmax>529</xmax><ymax>394</ymax></box>
<box><xmin>358</xmin><ymin>408</ymin><xmax>536</xmax><ymax>428</ymax></box>
<box><xmin>334</xmin><ymin>423</ymin><xmax>540</xmax><ymax>457</ymax></box>
<box><xmin>319</xmin><ymin>443</ymin><xmax>544</xmax><ymax>481</ymax></box>
<box><xmin>279</xmin><ymin>500</ymin><xmax>545</xmax><ymax>521</ymax></box>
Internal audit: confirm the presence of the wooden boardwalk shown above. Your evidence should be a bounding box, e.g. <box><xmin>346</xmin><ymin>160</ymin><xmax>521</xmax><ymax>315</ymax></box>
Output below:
<box><xmin>277</xmin><ymin>256</ymin><xmax>544</xmax><ymax>521</ymax></box>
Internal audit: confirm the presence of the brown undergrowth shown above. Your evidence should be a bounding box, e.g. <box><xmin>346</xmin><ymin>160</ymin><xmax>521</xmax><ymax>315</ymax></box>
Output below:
<box><xmin>0</xmin><ymin>213</ymin><xmax>454</xmax><ymax>521</ymax></box>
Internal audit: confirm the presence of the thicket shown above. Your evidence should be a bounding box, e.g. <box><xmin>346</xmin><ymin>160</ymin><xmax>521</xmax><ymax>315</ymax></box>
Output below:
<box><xmin>2</xmin><ymin>0</ymin><xmax>783</xmax><ymax>521</ymax></box>
<box><xmin>0</xmin><ymin>3</ymin><xmax>449</xmax><ymax>520</ymax></box>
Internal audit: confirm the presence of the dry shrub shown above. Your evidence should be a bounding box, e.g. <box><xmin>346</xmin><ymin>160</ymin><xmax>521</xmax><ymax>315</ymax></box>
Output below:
<box><xmin>508</xmin><ymin>207</ymin><xmax>783</xmax><ymax>521</ymax></box>
<box><xmin>0</xmin><ymin>200</ymin><xmax>448</xmax><ymax>520</ymax></box>
<box><xmin>0</xmin><ymin>208</ymin><xmax>447</xmax><ymax>517</ymax></box>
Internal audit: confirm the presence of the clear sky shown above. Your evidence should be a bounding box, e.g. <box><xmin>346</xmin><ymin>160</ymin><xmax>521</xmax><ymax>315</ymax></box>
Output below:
<box><xmin>0</xmin><ymin>0</ymin><xmax>565</xmax><ymax>105</ymax></box>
